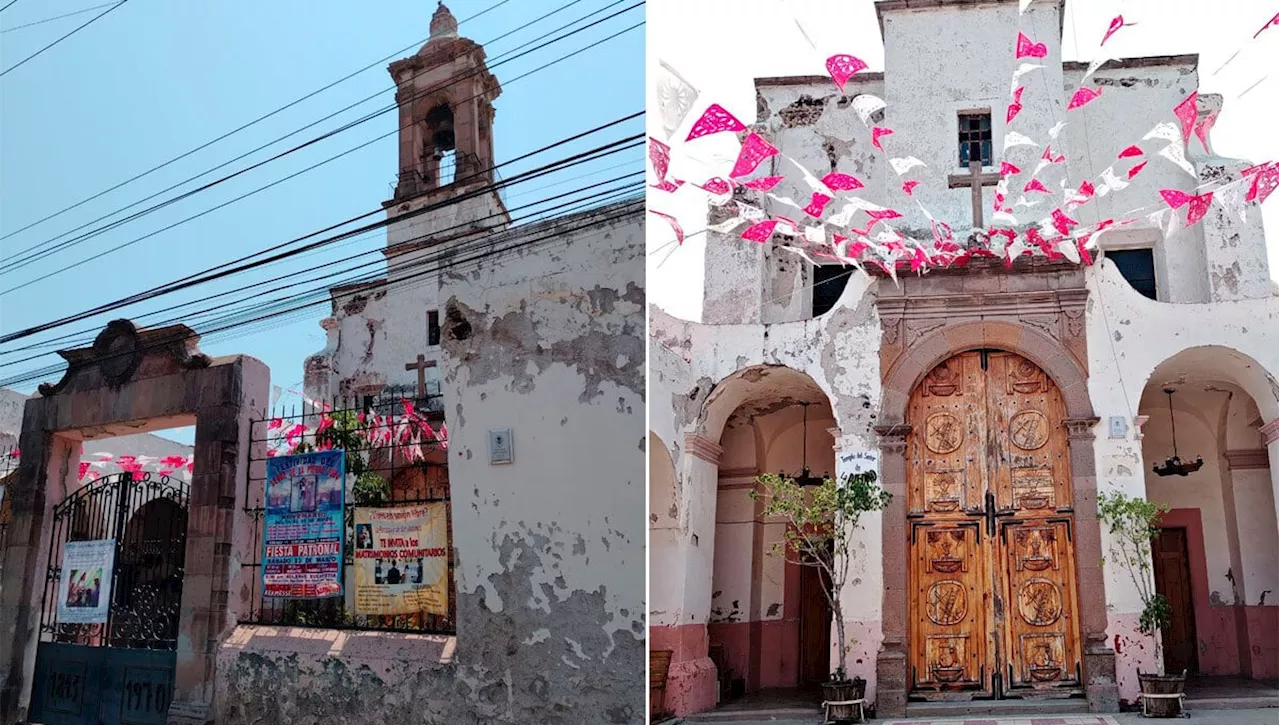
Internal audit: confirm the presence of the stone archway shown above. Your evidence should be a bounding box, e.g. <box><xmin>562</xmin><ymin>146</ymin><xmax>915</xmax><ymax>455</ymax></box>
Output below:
<box><xmin>0</xmin><ymin>320</ymin><xmax>268</xmax><ymax>724</ymax></box>
<box><xmin>872</xmin><ymin>259</ymin><xmax>1115</xmax><ymax>716</ymax></box>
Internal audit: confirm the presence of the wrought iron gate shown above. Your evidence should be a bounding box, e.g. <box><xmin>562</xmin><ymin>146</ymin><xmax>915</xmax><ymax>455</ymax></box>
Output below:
<box><xmin>28</xmin><ymin>472</ymin><xmax>189</xmax><ymax>725</ymax></box>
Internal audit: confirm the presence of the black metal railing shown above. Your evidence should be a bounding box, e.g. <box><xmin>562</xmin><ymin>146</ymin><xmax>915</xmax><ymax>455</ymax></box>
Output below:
<box><xmin>241</xmin><ymin>392</ymin><xmax>455</xmax><ymax>635</ymax></box>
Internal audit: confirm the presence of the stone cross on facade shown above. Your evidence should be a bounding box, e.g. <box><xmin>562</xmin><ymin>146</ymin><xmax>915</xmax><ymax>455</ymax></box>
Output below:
<box><xmin>404</xmin><ymin>354</ymin><xmax>436</xmax><ymax>398</ymax></box>
<box><xmin>946</xmin><ymin>159</ymin><xmax>1001</xmax><ymax>229</ymax></box>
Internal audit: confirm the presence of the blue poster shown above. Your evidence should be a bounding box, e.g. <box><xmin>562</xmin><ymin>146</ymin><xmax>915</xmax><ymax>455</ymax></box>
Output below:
<box><xmin>262</xmin><ymin>450</ymin><xmax>345</xmax><ymax>598</ymax></box>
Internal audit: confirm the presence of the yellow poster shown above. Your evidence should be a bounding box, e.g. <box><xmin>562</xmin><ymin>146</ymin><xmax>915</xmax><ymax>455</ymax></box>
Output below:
<box><xmin>353</xmin><ymin>503</ymin><xmax>449</xmax><ymax>616</ymax></box>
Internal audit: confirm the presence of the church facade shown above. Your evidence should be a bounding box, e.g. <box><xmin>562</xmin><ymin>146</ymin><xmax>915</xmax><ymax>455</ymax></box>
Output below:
<box><xmin>222</xmin><ymin>6</ymin><xmax>646</xmax><ymax>723</ymax></box>
<box><xmin>649</xmin><ymin>0</ymin><xmax>1278</xmax><ymax>718</ymax></box>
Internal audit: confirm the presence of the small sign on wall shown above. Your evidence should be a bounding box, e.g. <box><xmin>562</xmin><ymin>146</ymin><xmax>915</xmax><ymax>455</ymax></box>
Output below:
<box><xmin>839</xmin><ymin>451</ymin><xmax>879</xmax><ymax>478</ymax></box>
<box><xmin>1108</xmin><ymin>416</ymin><xmax>1128</xmax><ymax>439</ymax></box>
<box><xmin>489</xmin><ymin>429</ymin><xmax>513</xmax><ymax>465</ymax></box>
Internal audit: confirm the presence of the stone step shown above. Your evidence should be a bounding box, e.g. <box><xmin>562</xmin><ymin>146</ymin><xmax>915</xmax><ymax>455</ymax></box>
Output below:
<box><xmin>904</xmin><ymin>697</ymin><xmax>1091</xmax><ymax>718</ymax></box>
<box><xmin>1185</xmin><ymin>696</ymin><xmax>1279</xmax><ymax>710</ymax></box>
<box><xmin>683</xmin><ymin>706</ymin><xmax>820</xmax><ymax>722</ymax></box>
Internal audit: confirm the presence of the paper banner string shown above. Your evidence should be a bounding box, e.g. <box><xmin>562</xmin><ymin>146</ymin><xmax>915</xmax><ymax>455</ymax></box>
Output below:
<box><xmin>743</xmin><ymin>175</ymin><xmax>785</xmax><ymax>191</ymax></box>
<box><xmin>872</xmin><ymin>127</ymin><xmax>894</xmax><ymax>152</ymax></box>
<box><xmin>1257</xmin><ymin>13</ymin><xmax>1279</xmax><ymax>39</ymax></box>
<box><xmin>1143</xmin><ymin>122</ymin><xmax>1198</xmax><ymax>178</ymax></box>
<box><xmin>648</xmin><ymin>209</ymin><xmax>685</xmax><ymax>245</ymax></box>
<box><xmin>1011</xmin><ymin>63</ymin><xmax>1043</xmax><ymax>95</ymax></box>
<box><xmin>729</xmin><ymin>133</ymin><xmax>780</xmax><ymax>179</ymax></box>
<box><xmin>1244</xmin><ymin>162</ymin><xmax>1278</xmax><ymax>204</ymax></box>
<box><xmin>1118</xmin><ymin>145</ymin><xmax>1143</xmax><ymax>159</ymax></box>
<box><xmin>648</xmin><ymin>137</ymin><xmax>672</xmax><ymax>181</ymax></box>
<box><xmin>1004</xmin><ymin>131</ymin><xmax>1037</xmax><ymax>152</ymax></box>
<box><xmin>889</xmin><ymin>156</ymin><xmax>926</xmax><ymax>176</ymax></box>
<box><xmin>1068</xmin><ymin>86</ymin><xmax>1102</xmax><ymax>110</ymax></box>
<box><xmin>1173</xmin><ymin>91</ymin><xmax>1198</xmax><ymax>143</ymax></box>
<box><xmin>850</xmin><ymin>94</ymin><xmax>886</xmax><ymax>126</ymax></box>
<box><xmin>656</xmin><ymin>60</ymin><xmax>700</xmax><ymax>141</ymax></box>
<box><xmin>821</xmin><ymin>171</ymin><xmax>864</xmax><ymax>192</ymax></box>
<box><xmin>1016</xmin><ymin>32</ymin><xmax>1048</xmax><ymax>59</ymax></box>
<box><xmin>903</xmin><ymin>180</ymin><xmax>919</xmax><ymax>196</ymax></box>
<box><xmin>1102</xmin><ymin>15</ymin><xmax>1136</xmax><ymax>46</ymax></box>
<box><xmin>804</xmin><ymin>192</ymin><xmax>833</xmax><ymax>218</ymax></box>
<box><xmin>1194</xmin><ymin>109</ymin><xmax>1219</xmax><ymax>154</ymax></box>
<box><xmin>1048</xmin><ymin>121</ymin><xmax>1067</xmax><ymax>140</ymax></box>
<box><xmin>826</xmin><ymin>54</ymin><xmax>869</xmax><ymax>93</ymax></box>
<box><xmin>686</xmin><ymin>103</ymin><xmax>747</xmax><ymax>142</ymax></box>
<box><xmin>1127</xmin><ymin>161</ymin><xmax>1148</xmax><ymax>180</ymax></box>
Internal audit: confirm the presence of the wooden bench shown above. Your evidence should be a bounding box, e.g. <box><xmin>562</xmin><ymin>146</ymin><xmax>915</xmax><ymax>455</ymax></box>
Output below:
<box><xmin>650</xmin><ymin>649</ymin><xmax>673</xmax><ymax>718</ymax></box>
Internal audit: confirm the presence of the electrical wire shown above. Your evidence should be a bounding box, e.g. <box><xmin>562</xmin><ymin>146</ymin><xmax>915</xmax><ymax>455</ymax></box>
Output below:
<box><xmin>0</xmin><ymin>0</ymin><xmax>128</xmax><ymax>77</ymax></box>
<box><xmin>0</xmin><ymin>198</ymin><xmax>644</xmax><ymax>388</ymax></box>
<box><xmin>0</xmin><ymin>165</ymin><xmax>644</xmax><ymax>364</ymax></box>
<box><xmin>0</xmin><ymin>0</ymin><xmax>639</xmax><ymax>277</ymax></box>
<box><xmin>0</xmin><ymin>0</ymin><xmax>521</xmax><ymax>240</ymax></box>
<box><xmin>0</xmin><ymin>125</ymin><xmax>645</xmax><ymax>343</ymax></box>
<box><xmin>1</xmin><ymin>2</ymin><xmax>120</xmax><ymax>32</ymax></box>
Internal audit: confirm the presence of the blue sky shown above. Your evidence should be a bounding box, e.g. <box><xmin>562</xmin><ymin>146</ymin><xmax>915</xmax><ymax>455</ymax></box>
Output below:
<box><xmin>0</xmin><ymin>0</ymin><xmax>645</xmax><ymax>443</ymax></box>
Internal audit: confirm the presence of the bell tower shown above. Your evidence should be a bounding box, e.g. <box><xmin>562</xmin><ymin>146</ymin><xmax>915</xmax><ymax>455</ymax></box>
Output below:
<box><xmin>383</xmin><ymin>3</ymin><xmax>509</xmax><ymax>271</ymax></box>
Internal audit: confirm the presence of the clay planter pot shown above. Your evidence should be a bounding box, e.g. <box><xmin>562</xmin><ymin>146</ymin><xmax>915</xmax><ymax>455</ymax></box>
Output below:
<box><xmin>1138</xmin><ymin>671</ymin><xmax>1187</xmax><ymax>718</ymax></box>
<box><xmin>820</xmin><ymin>677</ymin><xmax>866</xmax><ymax>723</ymax></box>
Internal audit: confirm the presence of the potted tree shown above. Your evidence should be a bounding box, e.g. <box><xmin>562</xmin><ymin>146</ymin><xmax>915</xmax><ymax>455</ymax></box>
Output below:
<box><xmin>751</xmin><ymin>469</ymin><xmax>891</xmax><ymax>723</ymax></box>
<box><xmin>1097</xmin><ymin>490</ymin><xmax>1183</xmax><ymax>717</ymax></box>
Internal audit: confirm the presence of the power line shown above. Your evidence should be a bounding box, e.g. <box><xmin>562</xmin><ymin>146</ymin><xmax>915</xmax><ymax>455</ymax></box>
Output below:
<box><xmin>0</xmin><ymin>123</ymin><xmax>644</xmax><ymax>343</ymax></box>
<box><xmin>0</xmin><ymin>0</ymin><xmax>630</xmax><ymax>273</ymax></box>
<box><xmin>0</xmin><ymin>198</ymin><xmax>644</xmax><ymax>388</ymax></box>
<box><xmin>0</xmin><ymin>1</ymin><xmax>20</xmax><ymax>14</ymax></box>
<box><xmin>0</xmin><ymin>0</ymin><xmax>128</xmax><ymax>78</ymax></box>
<box><xmin>0</xmin><ymin>165</ymin><xmax>643</xmax><ymax>364</ymax></box>
<box><xmin>0</xmin><ymin>0</ymin><xmax>532</xmax><ymax>242</ymax></box>
<box><xmin>1</xmin><ymin>3</ymin><xmax>121</xmax><ymax>32</ymax></box>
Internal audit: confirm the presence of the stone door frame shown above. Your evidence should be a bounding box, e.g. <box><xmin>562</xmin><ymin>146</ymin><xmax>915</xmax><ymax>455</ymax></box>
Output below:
<box><xmin>0</xmin><ymin>320</ymin><xmax>268</xmax><ymax>725</ymax></box>
<box><xmin>870</xmin><ymin>261</ymin><xmax>1117</xmax><ymax>717</ymax></box>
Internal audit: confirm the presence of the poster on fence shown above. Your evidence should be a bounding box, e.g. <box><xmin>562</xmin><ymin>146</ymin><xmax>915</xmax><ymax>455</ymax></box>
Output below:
<box><xmin>353</xmin><ymin>503</ymin><xmax>449</xmax><ymax>616</ymax></box>
<box><xmin>263</xmin><ymin>450</ymin><xmax>345</xmax><ymax>599</ymax></box>
<box><xmin>57</xmin><ymin>539</ymin><xmax>116</xmax><ymax>624</ymax></box>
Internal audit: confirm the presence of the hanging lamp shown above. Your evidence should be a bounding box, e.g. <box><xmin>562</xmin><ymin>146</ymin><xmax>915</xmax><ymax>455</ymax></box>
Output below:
<box><xmin>1152</xmin><ymin>386</ymin><xmax>1204</xmax><ymax>477</ymax></box>
<box><xmin>783</xmin><ymin>402</ymin><xmax>828</xmax><ymax>487</ymax></box>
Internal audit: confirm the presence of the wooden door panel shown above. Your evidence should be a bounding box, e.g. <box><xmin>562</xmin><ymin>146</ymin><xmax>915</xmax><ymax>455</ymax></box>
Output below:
<box><xmin>910</xmin><ymin>521</ymin><xmax>988</xmax><ymax>692</ymax></box>
<box><xmin>908</xmin><ymin>350</ymin><xmax>1082</xmax><ymax>700</ymax></box>
<box><xmin>1154</xmin><ymin>528</ymin><xmax>1197</xmax><ymax>675</ymax></box>
<box><xmin>984</xmin><ymin>352</ymin><xmax>1072</xmax><ymax>515</ymax></box>
<box><xmin>909</xmin><ymin>352</ymin><xmax>987</xmax><ymax>517</ymax></box>
<box><xmin>999</xmin><ymin>519</ymin><xmax>1082</xmax><ymax>690</ymax></box>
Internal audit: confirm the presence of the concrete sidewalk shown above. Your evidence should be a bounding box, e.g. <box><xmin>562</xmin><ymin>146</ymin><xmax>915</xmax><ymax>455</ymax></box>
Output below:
<box><xmin>661</xmin><ymin>709</ymin><xmax>1278</xmax><ymax>725</ymax></box>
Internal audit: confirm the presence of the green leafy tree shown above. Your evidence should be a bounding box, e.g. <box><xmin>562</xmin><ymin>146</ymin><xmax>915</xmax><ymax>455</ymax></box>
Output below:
<box><xmin>750</xmin><ymin>470</ymin><xmax>891</xmax><ymax>682</ymax></box>
<box><xmin>1097</xmin><ymin>490</ymin><xmax>1172</xmax><ymax>668</ymax></box>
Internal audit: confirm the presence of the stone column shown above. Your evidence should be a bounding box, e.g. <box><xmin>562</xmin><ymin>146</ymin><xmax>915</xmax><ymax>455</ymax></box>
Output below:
<box><xmin>1064</xmin><ymin>416</ymin><xmax>1119</xmax><ymax>713</ymax></box>
<box><xmin>1262</xmin><ymin>419</ymin><xmax>1280</xmax><ymax>525</ymax></box>
<box><xmin>653</xmin><ymin>434</ymin><xmax>722</xmax><ymax>716</ymax></box>
<box><xmin>873</xmin><ymin>424</ymin><xmax>910</xmax><ymax>718</ymax></box>
<box><xmin>830</xmin><ymin>430</ymin><xmax>888</xmax><ymax>707</ymax></box>
<box><xmin>169</xmin><ymin>361</ymin><xmax>266</xmax><ymax>725</ymax></box>
<box><xmin>0</xmin><ymin>400</ymin><xmax>78</xmax><ymax>721</ymax></box>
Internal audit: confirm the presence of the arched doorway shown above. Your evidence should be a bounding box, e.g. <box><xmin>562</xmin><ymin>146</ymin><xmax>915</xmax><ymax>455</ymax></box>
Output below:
<box><xmin>906</xmin><ymin>350</ymin><xmax>1083</xmax><ymax>701</ymax></box>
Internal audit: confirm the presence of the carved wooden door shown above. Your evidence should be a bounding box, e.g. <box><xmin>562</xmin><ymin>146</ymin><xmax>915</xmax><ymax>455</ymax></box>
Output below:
<box><xmin>907</xmin><ymin>350</ymin><xmax>1082</xmax><ymax>700</ymax></box>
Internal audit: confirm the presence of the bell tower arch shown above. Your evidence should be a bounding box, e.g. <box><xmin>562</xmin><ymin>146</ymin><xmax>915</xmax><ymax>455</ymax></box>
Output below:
<box><xmin>383</xmin><ymin>3</ymin><xmax>509</xmax><ymax>274</ymax></box>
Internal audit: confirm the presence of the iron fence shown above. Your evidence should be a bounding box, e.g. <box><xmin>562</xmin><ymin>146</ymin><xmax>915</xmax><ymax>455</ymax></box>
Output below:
<box><xmin>241</xmin><ymin>392</ymin><xmax>455</xmax><ymax>634</ymax></box>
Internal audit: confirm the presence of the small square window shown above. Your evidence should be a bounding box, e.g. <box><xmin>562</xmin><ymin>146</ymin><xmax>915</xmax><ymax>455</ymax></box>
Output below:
<box><xmin>427</xmin><ymin>310</ymin><xmax>441</xmax><ymax>346</ymax></box>
<box><xmin>812</xmin><ymin>264</ymin><xmax>851</xmax><ymax>317</ymax></box>
<box><xmin>958</xmin><ymin>112</ymin><xmax>993</xmax><ymax>168</ymax></box>
<box><xmin>1109</xmin><ymin>249</ymin><xmax>1158</xmax><ymax>300</ymax></box>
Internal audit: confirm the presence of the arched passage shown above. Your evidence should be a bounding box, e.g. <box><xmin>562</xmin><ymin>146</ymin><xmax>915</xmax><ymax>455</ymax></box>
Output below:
<box><xmin>699</xmin><ymin>365</ymin><xmax>838</xmax><ymax>696</ymax></box>
<box><xmin>1138</xmin><ymin>346</ymin><xmax>1279</xmax><ymax>685</ymax></box>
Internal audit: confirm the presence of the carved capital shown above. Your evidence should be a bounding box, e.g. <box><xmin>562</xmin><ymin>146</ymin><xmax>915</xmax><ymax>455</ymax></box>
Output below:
<box><xmin>874</xmin><ymin>424</ymin><xmax>912</xmax><ymax>453</ymax></box>
<box><xmin>1261</xmin><ymin>418</ymin><xmax>1279</xmax><ymax>446</ymax></box>
<box><xmin>1225</xmin><ymin>449</ymin><xmax>1270</xmax><ymax>470</ymax></box>
<box><xmin>684</xmin><ymin>433</ymin><xmax>724</xmax><ymax>465</ymax></box>
<box><xmin>881</xmin><ymin>317</ymin><xmax>902</xmax><ymax>345</ymax></box>
<box><xmin>1133</xmin><ymin>414</ymin><xmax>1150</xmax><ymax>440</ymax></box>
<box><xmin>1063</xmin><ymin>417</ymin><xmax>1100</xmax><ymax>441</ymax></box>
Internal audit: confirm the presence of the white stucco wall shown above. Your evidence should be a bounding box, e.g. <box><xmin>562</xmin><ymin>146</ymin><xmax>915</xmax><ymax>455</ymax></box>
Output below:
<box><xmin>437</xmin><ymin>200</ymin><xmax>645</xmax><ymax>713</ymax></box>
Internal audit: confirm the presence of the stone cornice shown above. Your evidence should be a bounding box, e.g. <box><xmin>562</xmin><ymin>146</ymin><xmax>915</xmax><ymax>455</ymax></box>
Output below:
<box><xmin>1064</xmin><ymin>417</ymin><xmax>1101</xmax><ymax>440</ymax></box>
<box><xmin>685</xmin><ymin>434</ymin><xmax>724</xmax><ymax>465</ymax></box>
<box><xmin>1225</xmin><ymin>449</ymin><xmax>1270</xmax><ymax>470</ymax></box>
<box><xmin>1261</xmin><ymin>418</ymin><xmax>1279</xmax><ymax>446</ymax></box>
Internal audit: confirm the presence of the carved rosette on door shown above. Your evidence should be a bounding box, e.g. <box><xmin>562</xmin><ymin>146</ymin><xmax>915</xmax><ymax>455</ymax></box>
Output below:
<box><xmin>907</xmin><ymin>350</ymin><xmax>1082</xmax><ymax>701</ymax></box>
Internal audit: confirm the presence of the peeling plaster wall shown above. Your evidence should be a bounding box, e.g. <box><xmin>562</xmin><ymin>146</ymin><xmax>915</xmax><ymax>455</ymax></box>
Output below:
<box><xmin>226</xmin><ymin>203</ymin><xmax>644</xmax><ymax>725</ymax></box>
<box><xmin>883</xmin><ymin>1</ymin><xmax>1064</xmax><ymax>236</ymax></box>
<box><xmin>435</xmin><ymin>201</ymin><xmax>645</xmax><ymax>723</ymax></box>
<box><xmin>1085</xmin><ymin>262</ymin><xmax>1278</xmax><ymax>700</ymax></box>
